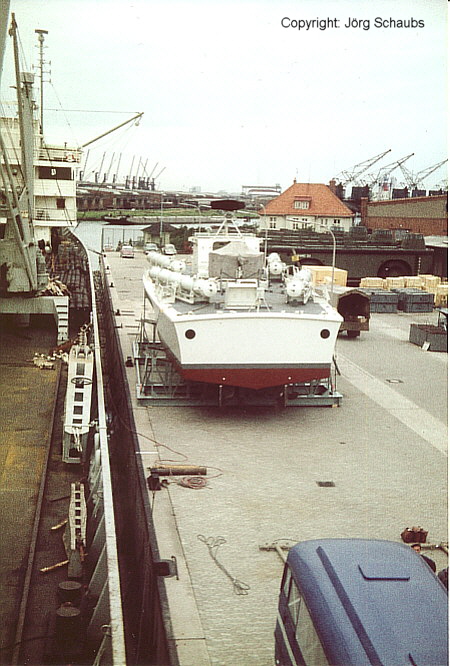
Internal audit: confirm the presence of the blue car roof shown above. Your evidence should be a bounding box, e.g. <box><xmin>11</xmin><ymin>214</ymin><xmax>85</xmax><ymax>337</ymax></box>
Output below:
<box><xmin>287</xmin><ymin>538</ymin><xmax>448</xmax><ymax>666</ymax></box>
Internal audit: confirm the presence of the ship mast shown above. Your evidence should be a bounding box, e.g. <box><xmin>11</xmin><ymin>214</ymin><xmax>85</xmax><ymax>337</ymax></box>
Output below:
<box><xmin>34</xmin><ymin>28</ymin><xmax>48</xmax><ymax>141</ymax></box>
<box><xmin>0</xmin><ymin>0</ymin><xmax>9</xmax><ymax>74</ymax></box>
<box><xmin>0</xmin><ymin>5</ymin><xmax>38</xmax><ymax>291</ymax></box>
<box><xmin>11</xmin><ymin>13</ymin><xmax>35</xmax><ymax>221</ymax></box>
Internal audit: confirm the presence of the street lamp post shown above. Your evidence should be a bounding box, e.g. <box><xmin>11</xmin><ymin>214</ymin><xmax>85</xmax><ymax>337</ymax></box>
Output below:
<box><xmin>159</xmin><ymin>192</ymin><xmax>164</xmax><ymax>246</ymax></box>
<box><xmin>259</xmin><ymin>204</ymin><xmax>268</xmax><ymax>259</ymax></box>
<box><xmin>183</xmin><ymin>202</ymin><xmax>205</xmax><ymax>232</ymax></box>
<box><xmin>319</xmin><ymin>225</ymin><xmax>336</xmax><ymax>297</ymax></box>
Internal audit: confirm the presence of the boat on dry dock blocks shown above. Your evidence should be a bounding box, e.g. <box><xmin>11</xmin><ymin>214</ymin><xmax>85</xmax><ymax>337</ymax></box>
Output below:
<box><xmin>143</xmin><ymin>200</ymin><xmax>343</xmax><ymax>391</ymax></box>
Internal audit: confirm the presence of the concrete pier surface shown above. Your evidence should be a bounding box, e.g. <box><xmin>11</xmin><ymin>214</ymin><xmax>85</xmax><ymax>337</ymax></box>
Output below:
<box><xmin>107</xmin><ymin>249</ymin><xmax>447</xmax><ymax>666</ymax></box>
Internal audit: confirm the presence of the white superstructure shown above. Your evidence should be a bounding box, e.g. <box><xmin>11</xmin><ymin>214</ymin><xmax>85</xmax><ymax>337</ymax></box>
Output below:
<box><xmin>0</xmin><ymin>113</ymin><xmax>81</xmax><ymax>243</ymax></box>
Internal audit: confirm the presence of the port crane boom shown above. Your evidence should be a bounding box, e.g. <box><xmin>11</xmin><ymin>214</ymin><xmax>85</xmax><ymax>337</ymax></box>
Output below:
<box><xmin>363</xmin><ymin>153</ymin><xmax>414</xmax><ymax>186</ymax></box>
<box><xmin>399</xmin><ymin>158</ymin><xmax>448</xmax><ymax>189</ymax></box>
<box><xmin>334</xmin><ymin>149</ymin><xmax>392</xmax><ymax>186</ymax></box>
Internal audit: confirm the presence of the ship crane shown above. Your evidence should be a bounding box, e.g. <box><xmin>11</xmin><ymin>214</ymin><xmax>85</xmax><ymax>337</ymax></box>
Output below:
<box><xmin>399</xmin><ymin>158</ymin><xmax>448</xmax><ymax>190</ymax></box>
<box><xmin>0</xmin><ymin>9</ymin><xmax>39</xmax><ymax>293</ymax></box>
<box><xmin>81</xmin><ymin>111</ymin><xmax>144</xmax><ymax>149</ymax></box>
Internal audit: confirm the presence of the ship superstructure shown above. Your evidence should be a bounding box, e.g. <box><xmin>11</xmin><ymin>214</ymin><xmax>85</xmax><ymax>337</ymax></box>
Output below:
<box><xmin>0</xmin><ymin>6</ymin><xmax>127</xmax><ymax>664</ymax></box>
<box><xmin>0</xmin><ymin>114</ymin><xmax>81</xmax><ymax>241</ymax></box>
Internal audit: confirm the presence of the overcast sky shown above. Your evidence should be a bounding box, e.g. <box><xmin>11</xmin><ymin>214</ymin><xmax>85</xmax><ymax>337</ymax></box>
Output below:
<box><xmin>1</xmin><ymin>0</ymin><xmax>448</xmax><ymax>193</ymax></box>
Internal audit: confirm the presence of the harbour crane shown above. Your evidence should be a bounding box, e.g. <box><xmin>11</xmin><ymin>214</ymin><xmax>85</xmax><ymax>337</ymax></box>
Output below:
<box><xmin>362</xmin><ymin>154</ymin><xmax>414</xmax><ymax>186</ymax></box>
<box><xmin>363</xmin><ymin>153</ymin><xmax>415</xmax><ymax>199</ymax></box>
<box><xmin>150</xmin><ymin>166</ymin><xmax>166</xmax><ymax>190</ymax></box>
<box><xmin>399</xmin><ymin>158</ymin><xmax>448</xmax><ymax>190</ymax></box>
<box><xmin>333</xmin><ymin>149</ymin><xmax>392</xmax><ymax>187</ymax></box>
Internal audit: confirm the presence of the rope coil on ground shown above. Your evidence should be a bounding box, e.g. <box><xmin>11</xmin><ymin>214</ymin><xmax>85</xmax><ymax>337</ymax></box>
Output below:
<box><xmin>178</xmin><ymin>476</ymin><xmax>208</xmax><ymax>489</ymax></box>
<box><xmin>197</xmin><ymin>535</ymin><xmax>250</xmax><ymax>595</ymax></box>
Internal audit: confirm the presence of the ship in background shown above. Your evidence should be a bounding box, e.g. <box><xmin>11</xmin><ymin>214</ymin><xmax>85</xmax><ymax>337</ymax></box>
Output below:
<box><xmin>0</xmin><ymin>9</ymin><xmax>89</xmax><ymax>335</ymax></box>
<box><xmin>0</xmin><ymin>3</ymin><xmax>126</xmax><ymax>664</ymax></box>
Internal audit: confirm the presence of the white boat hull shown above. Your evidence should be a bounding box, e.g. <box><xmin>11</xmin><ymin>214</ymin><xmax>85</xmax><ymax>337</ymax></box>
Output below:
<box><xmin>144</xmin><ymin>275</ymin><xmax>342</xmax><ymax>390</ymax></box>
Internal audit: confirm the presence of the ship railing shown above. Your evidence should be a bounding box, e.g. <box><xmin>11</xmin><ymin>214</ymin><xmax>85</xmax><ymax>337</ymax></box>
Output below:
<box><xmin>34</xmin><ymin>208</ymin><xmax>77</xmax><ymax>224</ymax></box>
<box><xmin>0</xmin><ymin>145</ymin><xmax>81</xmax><ymax>164</ymax></box>
<box><xmin>84</xmin><ymin>243</ymin><xmax>127</xmax><ymax>665</ymax></box>
<box><xmin>36</xmin><ymin>145</ymin><xmax>82</xmax><ymax>163</ymax></box>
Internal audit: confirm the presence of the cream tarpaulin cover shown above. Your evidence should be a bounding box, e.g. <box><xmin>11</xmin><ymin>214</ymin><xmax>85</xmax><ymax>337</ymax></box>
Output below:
<box><xmin>208</xmin><ymin>240</ymin><xmax>264</xmax><ymax>278</ymax></box>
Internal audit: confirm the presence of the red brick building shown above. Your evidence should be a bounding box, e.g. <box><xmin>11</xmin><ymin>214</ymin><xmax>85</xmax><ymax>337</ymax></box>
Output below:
<box><xmin>361</xmin><ymin>194</ymin><xmax>448</xmax><ymax>235</ymax></box>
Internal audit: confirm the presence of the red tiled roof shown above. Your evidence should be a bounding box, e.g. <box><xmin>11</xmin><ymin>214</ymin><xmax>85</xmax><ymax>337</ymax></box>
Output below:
<box><xmin>262</xmin><ymin>182</ymin><xmax>354</xmax><ymax>218</ymax></box>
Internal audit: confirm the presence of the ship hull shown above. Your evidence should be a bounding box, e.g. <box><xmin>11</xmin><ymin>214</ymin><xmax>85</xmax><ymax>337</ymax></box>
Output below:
<box><xmin>144</xmin><ymin>275</ymin><xmax>342</xmax><ymax>390</ymax></box>
<box><xmin>170</xmin><ymin>363</ymin><xmax>332</xmax><ymax>391</ymax></box>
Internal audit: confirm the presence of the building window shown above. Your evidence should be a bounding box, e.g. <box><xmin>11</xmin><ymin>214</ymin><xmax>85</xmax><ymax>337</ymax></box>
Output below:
<box><xmin>333</xmin><ymin>219</ymin><xmax>339</xmax><ymax>224</ymax></box>
<box><xmin>294</xmin><ymin>200</ymin><xmax>310</xmax><ymax>210</ymax></box>
<box><xmin>293</xmin><ymin>222</ymin><xmax>299</xmax><ymax>230</ymax></box>
<box><xmin>56</xmin><ymin>198</ymin><xmax>66</xmax><ymax>209</ymax></box>
<box><xmin>269</xmin><ymin>221</ymin><xmax>277</xmax><ymax>229</ymax></box>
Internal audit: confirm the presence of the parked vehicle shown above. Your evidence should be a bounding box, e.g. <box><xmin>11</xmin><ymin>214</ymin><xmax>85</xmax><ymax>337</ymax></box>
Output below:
<box><xmin>144</xmin><ymin>242</ymin><xmax>159</xmax><ymax>254</ymax></box>
<box><xmin>120</xmin><ymin>244</ymin><xmax>135</xmax><ymax>258</ymax></box>
<box><xmin>275</xmin><ymin>538</ymin><xmax>448</xmax><ymax>666</ymax></box>
<box><xmin>162</xmin><ymin>243</ymin><xmax>177</xmax><ymax>255</ymax></box>
<box><xmin>330</xmin><ymin>286</ymin><xmax>370</xmax><ymax>338</ymax></box>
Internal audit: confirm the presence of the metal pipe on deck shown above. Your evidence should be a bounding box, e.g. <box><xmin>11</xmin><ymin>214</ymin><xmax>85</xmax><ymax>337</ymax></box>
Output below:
<box><xmin>150</xmin><ymin>465</ymin><xmax>207</xmax><ymax>476</ymax></box>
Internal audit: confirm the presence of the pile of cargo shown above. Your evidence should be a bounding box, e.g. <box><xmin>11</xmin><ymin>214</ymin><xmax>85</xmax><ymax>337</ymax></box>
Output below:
<box><xmin>393</xmin><ymin>289</ymin><xmax>435</xmax><ymax>313</ymax></box>
<box><xmin>360</xmin><ymin>289</ymin><xmax>399</xmax><ymax>313</ymax></box>
<box><xmin>358</xmin><ymin>275</ymin><xmax>447</xmax><ymax>313</ymax></box>
<box><xmin>307</xmin><ymin>266</ymin><xmax>348</xmax><ymax>287</ymax></box>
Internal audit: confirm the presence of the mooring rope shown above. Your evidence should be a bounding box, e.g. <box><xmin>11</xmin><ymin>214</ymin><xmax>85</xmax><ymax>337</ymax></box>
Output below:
<box><xmin>178</xmin><ymin>476</ymin><xmax>208</xmax><ymax>489</ymax></box>
<box><xmin>197</xmin><ymin>535</ymin><xmax>250</xmax><ymax>595</ymax></box>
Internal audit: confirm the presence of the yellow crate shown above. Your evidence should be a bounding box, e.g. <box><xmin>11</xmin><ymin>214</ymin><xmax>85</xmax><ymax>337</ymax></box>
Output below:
<box><xmin>404</xmin><ymin>276</ymin><xmax>423</xmax><ymax>288</ymax></box>
<box><xmin>434</xmin><ymin>294</ymin><xmax>447</xmax><ymax>307</ymax></box>
<box><xmin>385</xmin><ymin>277</ymin><xmax>405</xmax><ymax>290</ymax></box>
<box><xmin>420</xmin><ymin>275</ymin><xmax>441</xmax><ymax>291</ymax></box>
<box><xmin>308</xmin><ymin>266</ymin><xmax>347</xmax><ymax>287</ymax></box>
<box><xmin>434</xmin><ymin>284</ymin><xmax>448</xmax><ymax>307</ymax></box>
<box><xmin>359</xmin><ymin>277</ymin><xmax>385</xmax><ymax>289</ymax></box>
<box><xmin>429</xmin><ymin>286</ymin><xmax>447</xmax><ymax>306</ymax></box>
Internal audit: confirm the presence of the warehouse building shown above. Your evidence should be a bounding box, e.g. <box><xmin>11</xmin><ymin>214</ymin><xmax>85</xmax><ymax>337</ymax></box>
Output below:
<box><xmin>361</xmin><ymin>194</ymin><xmax>448</xmax><ymax>236</ymax></box>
